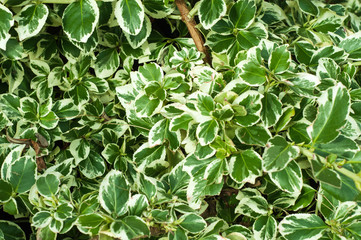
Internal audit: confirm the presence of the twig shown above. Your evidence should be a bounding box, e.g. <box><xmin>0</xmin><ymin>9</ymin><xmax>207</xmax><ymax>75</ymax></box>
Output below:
<box><xmin>174</xmin><ymin>0</ymin><xmax>212</xmax><ymax>65</ymax></box>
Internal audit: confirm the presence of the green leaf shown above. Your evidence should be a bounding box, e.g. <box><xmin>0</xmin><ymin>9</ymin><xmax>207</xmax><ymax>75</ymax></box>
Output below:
<box><xmin>7</xmin><ymin>156</ymin><xmax>36</xmax><ymax>194</ymax></box>
<box><xmin>133</xmin><ymin>143</ymin><xmax>166</xmax><ymax>169</ymax></box>
<box><xmin>135</xmin><ymin>94</ymin><xmax>162</xmax><ymax>117</ymax></box>
<box><xmin>77</xmin><ymin>213</ymin><xmax>105</xmax><ymax>228</ymax></box>
<box><xmin>229</xmin><ymin>149</ymin><xmax>263</xmax><ymax>184</ymax></box>
<box><xmin>205</xmin><ymin>33</ymin><xmax>235</xmax><ymax>54</ymax></box>
<box><xmin>263</xmin><ymin>136</ymin><xmax>299</xmax><ymax>172</ymax></box>
<box><xmin>69</xmin><ymin>85</ymin><xmax>90</xmax><ymax>106</ymax></box>
<box><xmin>0</xmin><ymin>179</ymin><xmax>12</xmax><ymax>203</ymax></box>
<box><xmin>52</xmin><ymin>99</ymin><xmax>80</xmax><ymax>121</ymax></box>
<box><xmin>236</xmin><ymin>125</ymin><xmax>272</xmax><ymax>146</ymax></box>
<box><xmin>253</xmin><ymin>216</ymin><xmax>277</xmax><ymax>240</ymax></box>
<box><xmin>79</xmin><ymin>150</ymin><xmax>106</xmax><ymax>179</ymax></box>
<box><xmin>236</xmin><ymin>30</ymin><xmax>260</xmax><ymax>50</ymax></box>
<box><xmin>288</xmin><ymin>122</ymin><xmax>311</xmax><ymax>144</ymax></box>
<box><xmin>170</xmin><ymin>113</ymin><xmax>193</xmax><ymax>131</ymax></box>
<box><xmin>199</xmin><ymin>0</ymin><xmax>226</xmax><ymax>29</ymax></box>
<box><xmin>310</xmin><ymin>157</ymin><xmax>341</xmax><ymax>188</ymax></box>
<box><xmin>279</xmin><ymin>214</ymin><xmax>328</xmax><ymax>240</ymax></box>
<box><xmin>297</xmin><ymin>0</ymin><xmax>319</xmax><ymax>16</ymax></box>
<box><xmin>32</xmin><ymin>211</ymin><xmax>52</xmax><ymax>228</ymax></box>
<box><xmin>233</xmin><ymin>90</ymin><xmax>262</xmax><ymax>127</ymax></box>
<box><xmin>110</xmin><ymin>216</ymin><xmax>149</xmax><ymax>239</ymax></box>
<box><xmin>36</xmin><ymin>173</ymin><xmax>60</xmax><ymax>197</ymax></box>
<box><xmin>39</xmin><ymin>111</ymin><xmax>58</xmax><ymax>129</ymax></box>
<box><xmin>15</xmin><ymin>4</ymin><xmax>49</xmax><ymax>41</ymax></box>
<box><xmin>269</xmin><ymin>45</ymin><xmax>291</xmax><ymax>74</ymax></box>
<box><xmin>261</xmin><ymin>92</ymin><xmax>283</xmax><ymax>127</ymax></box>
<box><xmin>0</xmin><ymin>221</ymin><xmax>25</xmax><ymax>240</ymax></box>
<box><xmin>288</xmin><ymin>73</ymin><xmax>320</xmax><ymax>98</ymax></box>
<box><xmin>179</xmin><ymin>213</ymin><xmax>207</xmax><ymax>233</ymax></box>
<box><xmin>308</xmin><ymin>83</ymin><xmax>350</xmax><ymax>144</ymax></box>
<box><xmin>229</xmin><ymin>0</ymin><xmax>256</xmax><ymax>29</ymax></box>
<box><xmin>269</xmin><ymin>160</ymin><xmax>303</xmax><ymax>194</ymax></box>
<box><xmin>99</xmin><ymin>170</ymin><xmax>130</xmax><ymax>218</ymax></box>
<box><xmin>239</xmin><ymin>60</ymin><xmax>267</xmax><ymax>86</ymax></box>
<box><xmin>195</xmin><ymin>92</ymin><xmax>215</xmax><ymax>116</ymax></box>
<box><xmin>115</xmin><ymin>0</ymin><xmax>144</xmax><ymax>35</ymax></box>
<box><xmin>196</xmin><ymin>119</ymin><xmax>219</xmax><ymax>146</ymax></box>
<box><xmin>294</xmin><ymin>41</ymin><xmax>315</xmax><ymax>65</ymax></box>
<box><xmin>62</xmin><ymin>0</ymin><xmax>99</xmax><ymax>42</ymax></box>
<box><xmin>124</xmin><ymin>15</ymin><xmax>152</xmax><ymax>49</ymax></box>
<box><xmin>128</xmin><ymin>194</ymin><xmax>149</xmax><ymax>216</ymax></box>
<box><xmin>94</xmin><ymin>48</ymin><xmax>120</xmax><ymax>78</ymax></box>
<box><xmin>0</xmin><ymin>5</ymin><xmax>14</xmax><ymax>50</ymax></box>
<box><xmin>235</xmin><ymin>190</ymin><xmax>269</xmax><ymax>218</ymax></box>
<box><xmin>339</xmin><ymin>34</ymin><xmax>361</xmax><ymax>61</ymax></box>
<box><xmin>143</xmin><ymin>0</ymin><xmax>174</xmax><ymax>19</ymax></box>
<box><xmin>69</xmin><ymin>138</ymin><xmax>90</xmax><ymax>163</ymax></box>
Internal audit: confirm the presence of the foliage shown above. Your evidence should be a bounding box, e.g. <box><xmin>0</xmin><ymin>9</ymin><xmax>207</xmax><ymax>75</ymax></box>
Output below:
<box><xmin>1</xmin><ymin>0</ymin><xmax>361</xmax><ymax>239</ymax></box>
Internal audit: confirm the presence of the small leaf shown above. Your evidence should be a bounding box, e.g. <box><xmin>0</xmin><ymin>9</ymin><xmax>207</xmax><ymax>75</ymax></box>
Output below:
<box><xmin>94</xmin><ymin>48</ymin><xmax>120</xmax><ymax>78</ymax></box>
<box><xmin>253</xmin><ymin>216</ymin><xmax>277</xmax><ymax>240</ymax></box>
<box><xmin>261</xmin><ymin>92</ymin><xmax>282</xmax><ymax>127</ymax></box>
<box><xmin>239</xmin><ymin>60</ymin><xmax>267</xmax><ymax>86</ymax></box>
<box><xmin>297</xmin><ymin>0</ymin><xmax>319</xmax><ymax>16</ymax></box>
<box><xmin>0</xmin><ymin>179</ymin><xmax>12</xmax><ymax>203</ymax></box>
<box><xmin>196</xmin><ymin>119</ymin><xmax>219</xmax><ymax>146</ymax></box>
<box><xmin>229</xmin><ymin>149</ymin><xmax>263</xmax><ymax>184</ymax></box>
<box><xmin>269</xmin><ymin>161</ymin><xmax>303</xmax><ymax>194</ymax></box>
<box><xmin>110</xmin><ymin>216</ymin><xmax>149</xmax><ymax>239</ymax></box>
<box><xmin>36</xmin><ymin>173</ymin><xmax>60</xmax><ymax>197</ymax></box>
<box><xmin>236</xmin><ymin>125</ymin><xmax>272</xmax><ymax>146</ymax></box>
<box><xmin>179</xmin><ymin>213</ymin><xmax>207</xmax><ymax>233</ymax></box>
<box><xmin>263</xmin><ymin>136</ymin><xmax>299</xmax><ymax>172</ymax></box>
<box><xmin>0</xmin><ymin>4</ymin><xmax>14</xmax><ymax>50</ymax></box>
<box><xmin>269</xmin><ymin>45</ymin><xmax>291</xmax><ymax>74</ymax></box>
<box><xmin>308</xmin><ymin>83</ymin><xmax>350</xmax><ymax>144</ymax></box>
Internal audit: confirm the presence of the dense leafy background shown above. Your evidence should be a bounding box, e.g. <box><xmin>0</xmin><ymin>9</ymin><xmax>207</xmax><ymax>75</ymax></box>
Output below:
<box><xmin>1</xmin><ymin>0</ymin><xmax>361</xmax><ymax>239</ymax></box>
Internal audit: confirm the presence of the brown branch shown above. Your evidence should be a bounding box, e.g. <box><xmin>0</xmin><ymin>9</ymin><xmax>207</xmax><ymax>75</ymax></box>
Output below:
<box><xmin>174</xmin><ymin>0</ymin><xmax>212</xmax><ymax>65</ymax></box>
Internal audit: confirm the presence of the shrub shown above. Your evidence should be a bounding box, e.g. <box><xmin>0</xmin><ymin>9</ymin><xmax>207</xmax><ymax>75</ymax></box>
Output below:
<box><xmin>1</xmin><ymin>0</ymin><xmax>361</xmax><ymax>239</ymax></box>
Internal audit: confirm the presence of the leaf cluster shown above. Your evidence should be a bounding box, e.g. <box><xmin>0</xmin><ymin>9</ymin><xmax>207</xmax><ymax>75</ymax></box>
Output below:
<box><xmin>1</xmin><ymin>0</ymin><xmax>361</xmax><ymax>239</ymax></box>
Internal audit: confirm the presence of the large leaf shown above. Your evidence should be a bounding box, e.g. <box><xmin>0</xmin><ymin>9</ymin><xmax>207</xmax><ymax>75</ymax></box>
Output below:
<box><xmin>115</xmin><ymin>0</ymin><xmax>144</xmax><ymax>35</ymax></box>
<box><xmin>0</xmin><ymin>4</ymin><xmax>14</xmax><ymax>50</ymax></box>
<box><xmin>99</xmin><ymin>170</ymin><xmax>130</xmax><ymax>218</ymax></box>
<box><xmin>15</xmin><ymin>4</ymin><xmax>49</xmax><ymax>41</ymax></box>
<box><xmin>198</xmin><ymin>0</ymin><xmax>226</xmax><ymax>29</ymax></box>
<box><xmin>279</xmin><ymin>214</ymin><xmax>328</xmax><ymax>240</ymax></box>
<box><xmin>308</xmin><ymin>83</ymin><xmax>350</xmax><ymax>144</ymax></box>
<box><xmin>62</xmin><ymin>0</ymin><xmax>99</xmax><ymax>42</ymax></box>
